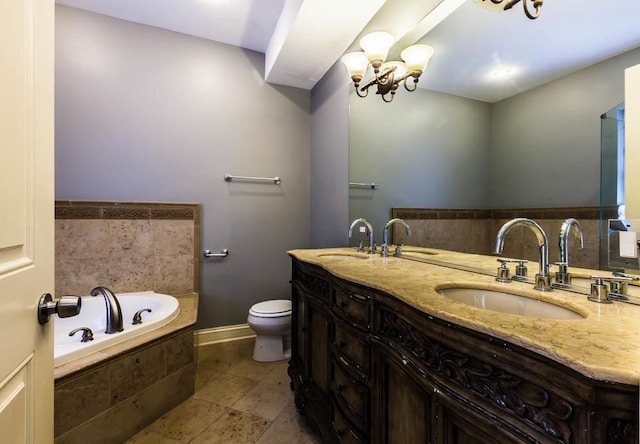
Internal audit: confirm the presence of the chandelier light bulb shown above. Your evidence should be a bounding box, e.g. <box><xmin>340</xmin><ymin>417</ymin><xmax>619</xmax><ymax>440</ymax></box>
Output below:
<box><xmin>401</xmin><ymin>44</ymin><xmax>435</xmax><ymax>74</ymax></box>
<box><xmin>359</xmin><ymin>31</ymin><xmax>394</xmax><ymax>64</ymax></box>
<box><xmin>341</xmin><ymin>52</ymin><xmax>369</xmax><ymax>79</ymax></box>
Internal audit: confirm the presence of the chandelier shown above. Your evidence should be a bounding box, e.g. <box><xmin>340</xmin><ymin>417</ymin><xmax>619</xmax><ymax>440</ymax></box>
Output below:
<box><xmin>474</xmin><ymin>0</ymin><xmax>544</xmax><ymax>20</ymax></box>
<box><xmin>341</xmin><ymin>32</ymin><xmax>435</xmax><ymax>103</ymax></box>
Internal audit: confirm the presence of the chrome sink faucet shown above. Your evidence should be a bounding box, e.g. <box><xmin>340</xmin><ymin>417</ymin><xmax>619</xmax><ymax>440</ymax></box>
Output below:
<box><xmin>348</xmin><ymin>218</ymin><xmax>375</xmax><ymax>253</ymax></box>
<box><xmin>555</xmin><ymin>218</ymin><xmax>584</xmax><ymax>284</ymax></box>
<box><xmin>91</xmin><ymin>286</ymin><xmax>124</xmax><ymax>334</ymax></box>
<box><xmin>381</xmin><ymin>218</ymin><xmax>411</xmax><ymax>257</ymax></box>
<box><xmin>494</xmin><ymin>218</ymin><xmax>552</xmax><ymax>291</ymax></box>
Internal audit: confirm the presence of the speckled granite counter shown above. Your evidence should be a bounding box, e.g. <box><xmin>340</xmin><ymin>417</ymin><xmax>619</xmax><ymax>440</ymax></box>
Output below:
<box><xmin>54</xmin><ymin>292</ymin><xmax>198</xmax><ymax>380</ymax></box>
<box><xmin>288</xmin><ymin>247</ymin><xmax>640</xmax><ymax>386</ymax></box>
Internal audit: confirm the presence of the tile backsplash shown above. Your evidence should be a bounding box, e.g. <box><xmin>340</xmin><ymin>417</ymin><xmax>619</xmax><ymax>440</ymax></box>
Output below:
<box><xmin>392</xmin><ymin>206</ymin><xmax>614</xmax><ymax>270</ymax></box>
<box><xmin>55</xmin><ymin>201</ymin><xmax>199</xmax><ymax>297</ymax></box>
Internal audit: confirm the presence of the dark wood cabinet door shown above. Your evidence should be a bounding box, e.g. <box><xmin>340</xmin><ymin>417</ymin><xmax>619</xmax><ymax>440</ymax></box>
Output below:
<box><xmin>375</xmin><ymin>351</ymin><xmax>434</xmax><ymax>444</ymax></box>
<box><xmin>308</xmin><ymin>299</ymin><xmax>330</xmax><ymax>395</ymax></box>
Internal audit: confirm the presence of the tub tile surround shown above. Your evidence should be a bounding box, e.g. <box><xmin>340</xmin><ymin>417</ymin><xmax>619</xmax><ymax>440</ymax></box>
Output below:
<box><xmin>54</xmin><ymin>294</ymin><xmax>199</xmax><ymax>443</ymax></box>
<box><xmin>54</xmin><ymin>201</ymin><xmax>201</xmax><ymax>443</ymax></box>
<box><xmin>290</xmin><ymin>247</ymin><xmax>640</xmax><ymax>385</ymax></box>
<box><xmin>392</xmin><ymin>206</ymin><xmax>614</xmax><ymax>270</ymax></box>
<box><xmin>55</xmin><ymin>201</ymin><xmax>200</xmax><ymax>296</ymax></box>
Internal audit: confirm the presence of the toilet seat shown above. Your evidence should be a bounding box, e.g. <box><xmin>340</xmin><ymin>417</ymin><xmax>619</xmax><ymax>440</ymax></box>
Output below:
<box><xmin>249</xmin><ymin>299</ymin><xmax>292</xmax><ymax>318</ymax></box>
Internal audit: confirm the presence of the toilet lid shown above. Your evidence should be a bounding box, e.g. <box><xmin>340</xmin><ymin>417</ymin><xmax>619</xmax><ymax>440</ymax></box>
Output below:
<box><xmin>249</xmin><ymin>299</ymin><xmax>292</xmax><ymax>317</ymax></box>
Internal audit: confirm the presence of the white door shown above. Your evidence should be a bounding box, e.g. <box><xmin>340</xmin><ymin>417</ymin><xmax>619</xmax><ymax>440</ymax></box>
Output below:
<box><xmin>0</xmin><ymin>0</ymin><xmax>55</xmax><ymax>442</ymax></box>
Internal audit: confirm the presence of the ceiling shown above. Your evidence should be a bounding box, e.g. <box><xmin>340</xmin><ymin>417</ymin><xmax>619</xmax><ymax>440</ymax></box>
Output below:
<box><xmin>55</xmin><ymin>0</ymin><xmax>640</xmax><ymax>103</ymax></box>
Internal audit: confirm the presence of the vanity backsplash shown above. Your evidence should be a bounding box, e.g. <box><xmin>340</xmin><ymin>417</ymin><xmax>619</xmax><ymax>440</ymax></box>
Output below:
<box><xmin>392</xmin><ymin>206</ymin><xmax>616</xmax><ymax>270</ymax></box>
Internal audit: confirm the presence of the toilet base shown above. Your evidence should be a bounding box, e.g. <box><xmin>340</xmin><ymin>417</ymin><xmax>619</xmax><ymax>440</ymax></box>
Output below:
<box><xmin>253</xmin><ymin>334</ymin><xmax>291</xmax><ymax>362</ymax></box>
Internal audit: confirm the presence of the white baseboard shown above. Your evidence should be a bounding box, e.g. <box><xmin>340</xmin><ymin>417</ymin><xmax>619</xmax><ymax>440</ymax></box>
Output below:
<box><xmin>195</xmin><ymin>323</ymin><xmax>255</xmax><ymax>347</ymax></box>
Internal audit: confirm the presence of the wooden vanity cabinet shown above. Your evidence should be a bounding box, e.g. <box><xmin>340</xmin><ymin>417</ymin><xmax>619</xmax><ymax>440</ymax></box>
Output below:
<box><xmin>288</xmin><ymin>257</ymin><xmax>639</xmax><ymax>444</ymax></box>
<box><xmin>290</xmin><ymin>259</ymin><xmax>332</xmax><ymax>442</ymax></box>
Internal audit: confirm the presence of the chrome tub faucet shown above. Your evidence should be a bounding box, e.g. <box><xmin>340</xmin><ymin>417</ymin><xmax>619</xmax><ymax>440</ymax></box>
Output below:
<box><xmin>494</xmin><ymin>218</ymin><xmax>552</xmax><ymax>291</ymax></box>
<box><xmin>556</xmin><ymin>218</ymin><xmax>584</xmax><ymax>284</ymax></box>
<box><xmin>91</xmin><ymin>286</ymin><xmax>124</xmax><ymax>334</ymax></box>
<box><xmin>381</xmin><ymin>218</ymin><xmax>411</xmax><ymax>257</ymax></box>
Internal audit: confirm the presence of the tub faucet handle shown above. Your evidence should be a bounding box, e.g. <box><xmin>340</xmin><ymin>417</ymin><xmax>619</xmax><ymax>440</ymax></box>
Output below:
<box><xmin>132</xmin><ymin>308</ymin><xmax>152</xmax><ymax>325</ymax></box>
<box><xmin>69</xmin><ymin>327</ymin><xmax>94</xmax><ymax>343</ymax></box>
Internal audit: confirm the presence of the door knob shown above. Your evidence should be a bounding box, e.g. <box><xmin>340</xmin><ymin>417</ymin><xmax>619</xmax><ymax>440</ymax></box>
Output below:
<box><xmin>37</xmin><ymin>293</ymin><xmax>82</xmax><ymax>324</ymax></box>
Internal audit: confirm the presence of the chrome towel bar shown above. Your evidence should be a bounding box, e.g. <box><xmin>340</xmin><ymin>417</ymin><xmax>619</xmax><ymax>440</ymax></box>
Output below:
<box><xmin>350</xmin><ymin>182</ymin><xmax>378</xmax><ymax>189</ymax></box>
<box><xmin>224</xmin><ymin>174</ymin><xmax>281</xmax><ymax>184</ymax></box>
<box><xmin>203</xmin><ymin>249</ymin><xmax>229</xmax><ymax>258</ymax></box>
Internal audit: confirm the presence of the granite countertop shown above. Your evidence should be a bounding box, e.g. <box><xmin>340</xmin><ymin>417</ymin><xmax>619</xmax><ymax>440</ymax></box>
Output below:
<box><xmin>54</xmin><ymin>292</ymin><xmax>198</xmax><ymax>380</ymax></box>
<box><xmin>289</xmin><ymin>247</ymin><xmax>640</xmax><ymax>386</ymax></box>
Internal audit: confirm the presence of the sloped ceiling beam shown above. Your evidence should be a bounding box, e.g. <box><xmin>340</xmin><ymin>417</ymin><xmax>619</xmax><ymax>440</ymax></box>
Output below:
<box><xmin>265</xmin><ymin>0</ymin><xmax>387</xmax><ymax>89</ymax></box>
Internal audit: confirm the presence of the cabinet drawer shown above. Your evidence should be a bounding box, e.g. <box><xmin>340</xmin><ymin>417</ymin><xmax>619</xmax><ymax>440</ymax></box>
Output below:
<box><xmin>332</xmin><ymin>358</ymin><xmax>369</xmax><ymax>429</ymax></box>
<box><xmin>333</xmin><ymin>322</ymin><xmax>370</xmax><ymax>378</ymax></box>
<box><xmin>332</xmin><ymin>402</ymin><xmax>368</xmax><ymax>444</ymax></box>
<box><xmin>334</xmin><ymin>287</ymin><xmax>371</xmax><ymax>330</ymax></box>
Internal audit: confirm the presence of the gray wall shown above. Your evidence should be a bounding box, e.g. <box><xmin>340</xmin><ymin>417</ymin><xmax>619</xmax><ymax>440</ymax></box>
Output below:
<box><xmin>310</xmin><ymin>61</ymin><xmax>350</xmax><ymax>248</ymax></box>
<box><xmin>55</xmin><ymin>6</ymin><xmax>311</xmax><ymax>329</ymax></box>
<box><xmin>349</xmin><ymin>87</ymin><xmax>492</xmax><ymax>242</ymax></box>
<box><xmin>491</xmin><ymin>47</ymin><xmax>640</xmax><ymax>208</ymax></box>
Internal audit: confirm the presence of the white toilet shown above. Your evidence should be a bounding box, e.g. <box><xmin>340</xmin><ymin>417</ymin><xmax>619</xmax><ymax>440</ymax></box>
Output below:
<box><xmin>247</xmin><ymin>299</ymin><xmax>292</xmax><ymax>362</ymax></box>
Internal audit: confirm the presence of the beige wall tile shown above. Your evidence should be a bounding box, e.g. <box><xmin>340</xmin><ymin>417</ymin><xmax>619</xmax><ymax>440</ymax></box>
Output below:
<box><xmin>54</xmin><ymin>366</ymin><xmax>111</xmax><ymax>436</ymax></box>
<box><xmin>56</xmin><ymin>217</ymin><xmax>196</xmax><ymax>295</ymax></box>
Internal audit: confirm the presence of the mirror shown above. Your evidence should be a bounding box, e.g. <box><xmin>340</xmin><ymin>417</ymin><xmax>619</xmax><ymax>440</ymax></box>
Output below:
<box><xmin>348</xmin><ymin>2</ymin><xmax>640</xmax><ymax>271</ymax></box>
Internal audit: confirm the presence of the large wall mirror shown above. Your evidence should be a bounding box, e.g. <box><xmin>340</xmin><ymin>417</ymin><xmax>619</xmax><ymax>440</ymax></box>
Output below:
<box><xmin>348</xmin><ymin>1</ymin><xmax>640</xmax><ymax>271</ymax></box>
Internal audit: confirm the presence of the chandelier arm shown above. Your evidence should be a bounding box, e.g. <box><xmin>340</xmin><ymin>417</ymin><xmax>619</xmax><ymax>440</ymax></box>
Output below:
<box><xmin>356</xmin><ymin>85</ymin><xmax>369</xmax><ymax>98</ymax></box>
<box><xmin>403</xmin><ymin>76</ymin><xmax>419</xmax><ymax>92</ymax></box>
<box><xmin>523</xmin><ymin>0</ymin><xmax>542</xmax><ymax>19</ymax></box>
<box><xmin>502</xmin><ymin>0</ymin><xmax>521</xmax><ymax>10</ymax></box>
<box><xmin>381</xmin><ymin>93</ymin><xmax>394</xmax><ymax>103</ymax></box>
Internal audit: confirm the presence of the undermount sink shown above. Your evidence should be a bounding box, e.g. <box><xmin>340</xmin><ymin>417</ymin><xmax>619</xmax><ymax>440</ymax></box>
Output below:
<box><xmin>437</xmin><ymin>287</ymin><xmax>584</xmax><ymax>320</ymax></box>
<box><xmin>318</xmin><ymin>253</ymin><xmax>368</xmax><ymax>261</ymax></box>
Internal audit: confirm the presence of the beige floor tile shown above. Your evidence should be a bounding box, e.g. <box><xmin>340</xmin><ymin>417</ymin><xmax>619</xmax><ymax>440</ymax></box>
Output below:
<box><xmin>232</xmin><ymin>380</ymin><xmax>293</xmax><ymax>421</ymax></box>
<box><xmin>194</xmin><ymin>372</ymin><xmax>257</xmax><ymax>407</ymax></box>
<box><xmin>147</xmin><ymin>397</ymin><xmax>227</xmax><ymax>443</ymax></box>
<box><xmin>255</xmin><ymin>402</ymin><xmax>322</xmax><ymax>444</ymax></box>
<box><xmin>189</xmin><ymin>409</ymin><xmax>270</xmax><ymax>444</ymax></box>
<box><xmin>125</xmin><ymin>429</ymin><xmax>183</xmax><ymax>444</ymax></box>
<box><xmin>261</xmin><ymin>361</ymin><xmax>292</xmax><ymax>387</ymax></box>
<box><xmin>226</xmin><ymin>357</ymin><xmax>282</xmax><ymax>382</ymax></box>
<box><xmin>130</xmin><ymin>338</ymin><xmax>320</xmax><ymax>444</ymax></box>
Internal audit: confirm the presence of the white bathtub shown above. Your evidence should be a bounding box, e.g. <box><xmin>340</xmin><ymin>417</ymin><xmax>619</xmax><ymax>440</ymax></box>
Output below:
<box><xmin>54</xmin><ymin>291</ymin><xmax>180</xmax><ymax>366</ymax></box>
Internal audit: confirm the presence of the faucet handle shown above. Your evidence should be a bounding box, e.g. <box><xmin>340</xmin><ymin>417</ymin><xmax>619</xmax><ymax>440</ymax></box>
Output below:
<box><xmin>554</xmin><ymin>261</ymin><xmax>571</xmax><ymax>284</ymax></box>
<box><xmin>515</xmin><ymin>259</ymin><xmax>528</xmax><ymax>277</ymax></box>
<box><xmin>586</xmin><ymin>275</ymin><xmax>636</xmax><ymax>303</ymax></box>
<box><xmin>587</xmin><ymin>276</ymin><xmax>613</xmax><ymax>304</ymax></box>
<box><xmin>495</xmin><ymin>258</ymin><xmax>512</xmax><ymax>283</ymax></box>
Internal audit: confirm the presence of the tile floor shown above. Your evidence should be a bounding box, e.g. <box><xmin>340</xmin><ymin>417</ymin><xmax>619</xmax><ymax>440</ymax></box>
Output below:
<box><xmin>126</xmin><ymin>338</ymin><xmax>321</xmax><ymax>444</ymax></box>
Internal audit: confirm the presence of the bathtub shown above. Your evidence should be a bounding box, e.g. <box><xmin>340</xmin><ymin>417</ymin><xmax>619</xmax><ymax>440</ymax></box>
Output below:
<box><xmin>54</xmin><ymin>291</ymin><xmax>180</xmax><ymax>366</ymax></box>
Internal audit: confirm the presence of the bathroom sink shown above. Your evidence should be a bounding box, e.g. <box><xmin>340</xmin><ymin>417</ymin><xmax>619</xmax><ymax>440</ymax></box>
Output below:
<box><xmin>318</xmin><ymin>253</ymin><xmax>368</xmax><ymax>261</ymax></box>
<box><xmin>437</xmin><ymin>287</ymin><xmax>584</xmax><ymax>320</ymax></box>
